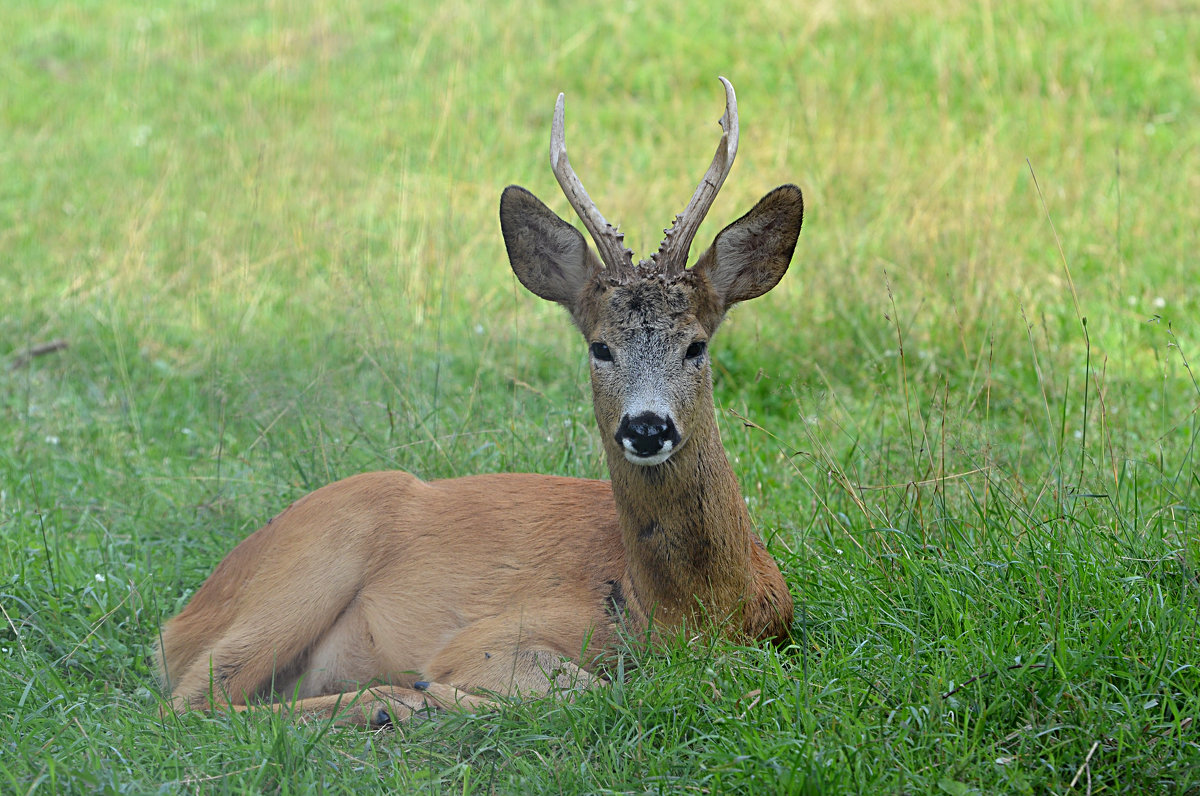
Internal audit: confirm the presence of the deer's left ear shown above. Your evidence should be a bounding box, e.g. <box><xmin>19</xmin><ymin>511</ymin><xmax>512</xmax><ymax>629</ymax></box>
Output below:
<box><xmin>691</xmin><ymin>184</ymin><xmax>804</xmax><ymax>309</ymax></box>
<box><xmin>500</xmin><ymin>185</ymin><xmax>601</xmax><ymax>309</ymax></box>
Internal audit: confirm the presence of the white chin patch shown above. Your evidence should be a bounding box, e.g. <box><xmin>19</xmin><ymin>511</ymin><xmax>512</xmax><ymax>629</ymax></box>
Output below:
<box><xmin>622</xmin><ymin>441</ymin><xmax>675</xmax><ymax>467</ymax></box>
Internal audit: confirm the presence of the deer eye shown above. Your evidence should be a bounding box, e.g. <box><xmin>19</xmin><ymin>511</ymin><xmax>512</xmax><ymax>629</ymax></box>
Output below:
<box><xmin>685</xmin><ymin>340</ymin><xmax>707</xmax><ymax>360</ymax></box>
<box><xmin>590</xmin><ymin>342</ymin><xmax>613</xmax><ymax>362</ymax></box>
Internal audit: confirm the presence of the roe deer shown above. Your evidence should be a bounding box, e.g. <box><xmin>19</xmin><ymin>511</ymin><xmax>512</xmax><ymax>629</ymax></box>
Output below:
<box><xmin>157</xmin><ymin>77</ymin><xmax>803</xmax><ymax>726</ymax></box>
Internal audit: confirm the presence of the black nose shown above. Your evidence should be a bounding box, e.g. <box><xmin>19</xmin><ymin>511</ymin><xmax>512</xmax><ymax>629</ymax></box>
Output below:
<box><xmin>616</xmin><ymin>412</ymin><xmax>680</xmax><ymax>457</ymax></box>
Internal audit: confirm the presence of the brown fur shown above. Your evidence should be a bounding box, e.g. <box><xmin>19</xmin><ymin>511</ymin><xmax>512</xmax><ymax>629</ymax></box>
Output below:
<box><xmin>158</xmin><ymin>93</ymin><xmax>803</xmax><ymax>727</ymax></box>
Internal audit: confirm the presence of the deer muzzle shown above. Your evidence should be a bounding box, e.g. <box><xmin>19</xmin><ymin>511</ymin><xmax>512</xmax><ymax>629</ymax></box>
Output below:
<box><xmin>616</xmin><ymin>411</ymin><xmax>681</xmax><ymax>466</ymax></box>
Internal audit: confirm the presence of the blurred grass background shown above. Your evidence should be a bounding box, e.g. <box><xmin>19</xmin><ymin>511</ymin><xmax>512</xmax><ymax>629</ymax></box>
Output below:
<box><xmin>2</xmin><ymin>0</ymin><xmax>1199</xmax><ymax>792</ymax></box>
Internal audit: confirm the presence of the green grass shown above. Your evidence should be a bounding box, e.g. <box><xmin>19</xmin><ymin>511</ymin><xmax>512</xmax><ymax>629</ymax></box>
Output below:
<box><xmin>3</xmin><ymin>0</ymin><xmax>1199</xmax><ymax>792</ymax></box>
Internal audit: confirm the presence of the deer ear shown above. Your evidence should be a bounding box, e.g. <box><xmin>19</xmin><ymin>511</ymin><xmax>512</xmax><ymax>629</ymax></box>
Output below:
<box><xmin>500</xmin><ymin>185</ymin><xmax>600</xmax><ymax>308</ymax></box>
<box><xmin>692</xmin><ymin>184</ymin><xmax>804</xmax><ymax>308</ymax></box>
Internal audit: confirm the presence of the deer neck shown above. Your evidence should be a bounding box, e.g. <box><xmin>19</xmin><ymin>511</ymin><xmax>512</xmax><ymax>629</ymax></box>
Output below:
<box><xmin>606</xmin><ymin>408</ymin><xmax>753</xmax><ymax>631</ymax></box>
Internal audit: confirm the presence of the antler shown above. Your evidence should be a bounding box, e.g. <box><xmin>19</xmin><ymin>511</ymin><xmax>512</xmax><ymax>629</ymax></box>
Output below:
<box><xmin>651</xmin><ymin>76</ymin><xmax>739</xmax><ymax>272</ymax></box>
<box><xmin>550</xmin><ymin>93</ymin><xmax>635</xmax><ymax>273</ymax></box>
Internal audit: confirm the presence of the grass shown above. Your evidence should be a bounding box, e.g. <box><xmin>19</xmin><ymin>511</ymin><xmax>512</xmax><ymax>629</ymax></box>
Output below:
<box><xmin>3</xmin><ymin>0</ymin><xmax>1199</xmax><ymax>792</ymax></box>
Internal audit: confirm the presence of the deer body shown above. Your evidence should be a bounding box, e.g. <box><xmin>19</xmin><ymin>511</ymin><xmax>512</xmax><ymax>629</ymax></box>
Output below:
<box><xmin>158</xmin><ymin>78</ymin><xmax>802</xmax><ymax>725</ymax></box>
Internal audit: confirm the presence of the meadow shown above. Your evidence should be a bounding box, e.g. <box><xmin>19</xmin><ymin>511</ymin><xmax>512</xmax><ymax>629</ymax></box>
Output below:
<box><xmin>3</xmin><ymin>0</ymin><xmax>1199</xmax><ymax>792</ymax></box>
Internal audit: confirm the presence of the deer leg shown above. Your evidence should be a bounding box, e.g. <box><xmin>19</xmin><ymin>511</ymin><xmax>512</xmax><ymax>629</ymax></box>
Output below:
<box><xmin>167</xmin><ymin>633</ymin><xmax>290</xmax><ymax>714</ymax></box>
<box><xmin>166</xmin><ymin>604</ymin><xmax>496</xmax><ymax>726</ymax></box>
<box><xmin>220</xmin><ymin>682</ymin><xmax>495</xmax><ymax>727</ymax></box>
<box><xmin>165</xmin><ymin>564</ymin><xmax>370</xmax><ymax>712</ymax></box>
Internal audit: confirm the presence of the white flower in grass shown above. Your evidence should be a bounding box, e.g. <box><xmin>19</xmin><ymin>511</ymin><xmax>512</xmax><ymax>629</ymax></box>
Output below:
<box><xmin>45</xmin><ymin>435</ymin><xmax>60</xmax><ymax>445</ymax></box>
<box><xmin>95</xmin><ymin>573</ymin><xmax>106</xmax><ymax>583</ymax></box>
<box><xmin>1153</xmin><ymin>296</ymin><xmax>1166</xmax><ymax>309</ymax></box>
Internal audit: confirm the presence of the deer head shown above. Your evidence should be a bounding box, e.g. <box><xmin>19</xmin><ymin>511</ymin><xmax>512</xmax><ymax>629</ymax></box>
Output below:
<box><xmin>500</xmin><ymin>78</ymin><xmax>804</xmax><ymax>468</ymax></box>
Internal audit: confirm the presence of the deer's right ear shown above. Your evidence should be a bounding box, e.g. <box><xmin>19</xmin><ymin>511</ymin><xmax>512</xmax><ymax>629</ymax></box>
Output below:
<box><xmin>500</xmin><ymin>186</ymin><xmax>599</xmax><ymax>308</ymax></box>
<box><xmin>693</xmin><ymin>184</ymin><xmax>804</xmax><ymax>310</ymax></box>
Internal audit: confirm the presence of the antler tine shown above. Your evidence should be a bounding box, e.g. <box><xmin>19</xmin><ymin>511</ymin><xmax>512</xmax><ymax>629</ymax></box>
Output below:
<box><xmin>550</xmin><ymin>93</ymin><xmax>635</xmax><ymax>273</ymax></box>
<box><xmin>651</xmin><ymin>76</ymin><xmax>739</xmax><ymax>273</ymax></box>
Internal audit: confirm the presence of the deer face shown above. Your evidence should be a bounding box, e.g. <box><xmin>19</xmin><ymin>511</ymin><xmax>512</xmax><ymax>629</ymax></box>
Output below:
<box><xmin>583</xmin><ymin>275</ymin><xmax>713</xmax><ymax>466</ymax></box>
<box><xmin>500</xmin><ymin>185</ymin><xmax>803</xmax><ymax>468</ymax></box>
<box><xmin>498</xmin><ymin>79</ymin><xmax>803</xmax><ymax>468</ymax></box>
